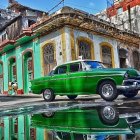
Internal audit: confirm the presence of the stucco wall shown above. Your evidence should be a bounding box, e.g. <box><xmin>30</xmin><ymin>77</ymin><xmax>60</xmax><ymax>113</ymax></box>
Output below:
<box><xmin>70</xmin><ymin>27</ymin><xmax>119</xmax><ymax>68</ymax></box>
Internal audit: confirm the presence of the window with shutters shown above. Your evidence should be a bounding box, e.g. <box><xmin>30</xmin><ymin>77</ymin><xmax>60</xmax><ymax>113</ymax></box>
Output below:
<box><xmin>43</xmin><ymin>43</ymin><xmax>56</xmax><ymax>75</ymax></box>
<box><xmin>101</xmin><ymin>46</ymin><xmax>113</xmax><ymax>68</ymax></box>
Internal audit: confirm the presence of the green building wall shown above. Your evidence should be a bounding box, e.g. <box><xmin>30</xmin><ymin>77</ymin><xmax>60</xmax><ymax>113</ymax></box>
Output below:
<box><xmin>0</xmin><ymin>37</ymin><xmax>42</xmax><ymax>94</ymax></box>
<box><xmin>33</xmin><ymin>39</ymin><xmax>42</xmax><ymax>79</ymax></box>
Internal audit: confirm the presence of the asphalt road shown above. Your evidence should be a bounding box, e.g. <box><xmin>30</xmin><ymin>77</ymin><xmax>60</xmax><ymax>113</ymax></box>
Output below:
<box><xmin>0</xmin><ymin>93</ymin><xmax>140</xmax><ymax>111</ymax></box>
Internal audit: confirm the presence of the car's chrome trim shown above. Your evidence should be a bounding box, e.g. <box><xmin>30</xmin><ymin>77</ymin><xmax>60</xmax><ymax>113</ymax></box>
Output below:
<box><xmin>49</xmin><ymin>74</ymin><xmax>124</xmax><ymax>81</ymax></box>
<box><xmin>33</xmin><ymin>74</ymin><xmax>124</xmax><ymax>83</ymax></box>
<box><xmin>117</xmin><ymin>84</ymin><xmax>140</xmax><ymax>91</ymax></box>
<box><xmin>123</xmin><ymin>79</ymin><xmax>140</xmax><ymax>82</ymax></box>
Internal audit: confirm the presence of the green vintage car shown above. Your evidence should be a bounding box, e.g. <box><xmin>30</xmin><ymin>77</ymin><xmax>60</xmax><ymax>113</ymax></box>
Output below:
<box><xmin>31</xmin><ymin>60</ymin><xmax>140</xmax><ymax>101</ymax></box>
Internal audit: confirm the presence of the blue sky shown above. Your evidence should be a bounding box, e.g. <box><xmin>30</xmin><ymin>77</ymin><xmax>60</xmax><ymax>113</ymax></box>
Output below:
<box><xmin>0</xmin><ymin>0</ymin><xmax>109</xmax><ymax>14</ymax></box>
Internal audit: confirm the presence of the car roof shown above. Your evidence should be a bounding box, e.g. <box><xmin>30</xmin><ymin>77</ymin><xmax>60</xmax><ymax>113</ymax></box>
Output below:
<box><xmin>63</xmin><ymin>59</ymin><xmax>101</xmax><ymax>65</ymax></box>
<box><xmin>53</xmin><ymin>59</ymin><xmax>101</xmax><ymax>70</ymax></box>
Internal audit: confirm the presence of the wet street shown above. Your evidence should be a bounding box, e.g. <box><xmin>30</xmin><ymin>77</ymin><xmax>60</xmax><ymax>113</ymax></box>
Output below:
<box><xmin>0</xmin><ymin>94</ymin><xmax>140</xmax><ymax>140</ymax></box>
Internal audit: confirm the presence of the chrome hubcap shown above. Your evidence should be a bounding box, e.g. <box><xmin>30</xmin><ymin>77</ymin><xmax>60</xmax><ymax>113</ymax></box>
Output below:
<box><xmin>103</xmin><ymin>106</ymin><xmax>115</xmax><ymax>120</ymax></box>
<box><xmin>44</xmin><ymin>112</ymin><xmax>54</xmax><ymax>117</ymax></box>
<box><xmin>102</xmin><ymin>84</ymin><xmax>114</xmax><ymax>97</ymax></box>
<box><xmin>44</xmin><ymin>89</ymin><xmax>51</xmax><ymax>99</ymax></box>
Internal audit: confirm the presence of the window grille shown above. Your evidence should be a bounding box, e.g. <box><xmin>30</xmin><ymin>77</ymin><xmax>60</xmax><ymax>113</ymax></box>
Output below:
<box><xmin>43</xmin><ymin>44</ymin><xmax>56</xmax><ymax>75</ymax></box>
<box><xmin>78</xmin><ymin>41</ymin><xmax>91</xmax><ymax>59</ymax></box>
<box><xmin>102</xmin><ymin>46</ymin><xmax>112</xmax><ymax>68</ymax></box>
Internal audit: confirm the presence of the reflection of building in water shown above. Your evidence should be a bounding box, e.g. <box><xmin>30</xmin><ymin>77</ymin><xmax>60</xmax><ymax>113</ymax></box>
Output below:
<box><xmin>0</xmin><ymin>115</ymin><xmax>36</xmax><ymax>140</ymax></box>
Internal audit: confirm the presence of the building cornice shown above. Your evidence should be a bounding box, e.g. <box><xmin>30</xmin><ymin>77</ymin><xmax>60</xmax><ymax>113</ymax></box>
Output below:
<box><xmin>31</xmin><ymin>9</ymin><xmax>140</xmax><ymax>46</ymax></box>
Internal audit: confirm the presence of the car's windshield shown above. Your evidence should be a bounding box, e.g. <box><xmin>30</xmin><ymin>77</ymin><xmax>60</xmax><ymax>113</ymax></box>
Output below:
<box><xmin>83</xmin><ymin>61</ymin><xmax>105</xmax><ymax>70</ymax></box>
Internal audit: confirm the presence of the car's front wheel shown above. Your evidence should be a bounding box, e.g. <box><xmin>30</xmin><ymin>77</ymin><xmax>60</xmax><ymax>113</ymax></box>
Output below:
<box><xmin>67</xmin><ymin>95</ymin><xmax>77</xmax><ymax>100</ymax></box>
<box><xmin>98</xmin><ymin>81</ymin><xmax>118</xmax><ymax>101</ymax></box>
<box><xmin>123</xmin><ymin>90</ymin><xmax>138</xmax><ymax>98</ymax></box>
<box><xmin>42</xmin><ymin>89</ymin><xmax>55</xmax><ymax>101</ymax></box>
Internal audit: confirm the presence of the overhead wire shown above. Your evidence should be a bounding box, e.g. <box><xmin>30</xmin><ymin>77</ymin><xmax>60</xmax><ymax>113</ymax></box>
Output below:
<box><xmin>47</xmin><ymin>0</ymin><xmax>64</xmax><ymax>13</ymax></box>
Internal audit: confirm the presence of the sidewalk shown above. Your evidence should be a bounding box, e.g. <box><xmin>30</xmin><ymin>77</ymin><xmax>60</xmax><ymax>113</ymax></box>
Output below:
<box><xmin>0</xmin><ymin>93</ymin><xmax>42</xmax><ymax>98</ymax></box>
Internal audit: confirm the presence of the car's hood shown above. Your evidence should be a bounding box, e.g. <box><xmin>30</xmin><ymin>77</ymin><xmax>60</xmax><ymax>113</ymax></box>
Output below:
<box><xmin>90</xmin><ymin>68</ymin><xmax>139</xmax><ymax>77</ymax></box>
<box><xmin>109</xmin><ymin>68</ymin><xmax>139</xmax><ymax>77</ymax></box>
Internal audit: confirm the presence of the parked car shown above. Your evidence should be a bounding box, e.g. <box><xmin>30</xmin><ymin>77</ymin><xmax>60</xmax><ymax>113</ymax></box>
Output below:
<box><xmin>31</xmin><ymin>60</ymin><xmax>140</xmax><ymax>101</ymax></box>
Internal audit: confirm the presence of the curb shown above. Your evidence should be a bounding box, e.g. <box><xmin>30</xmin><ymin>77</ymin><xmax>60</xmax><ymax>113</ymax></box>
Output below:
<box><xmin>0</xmin><ymin>94</ymin><xmax>42</xmax><ymax>98</ymax></box>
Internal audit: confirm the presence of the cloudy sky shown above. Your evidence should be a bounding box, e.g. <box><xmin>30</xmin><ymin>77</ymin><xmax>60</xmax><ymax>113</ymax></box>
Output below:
<box><xmin>0</xmin><ymin>0</ymin><xmax>111</xmax><ymax>14</ymax></box>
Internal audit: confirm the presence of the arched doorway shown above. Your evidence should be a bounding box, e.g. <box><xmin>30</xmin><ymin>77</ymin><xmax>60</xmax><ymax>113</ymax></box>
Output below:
<box><xmin>119</xmin><ymin>48</ymin><xmax>128</xmax><ymax>68</ymax></box>
<box><xmin>23</xmin><ymin>51</ymin><xmax>34</xmax><ymax>94</ymax></box>
<box><xmin>0</xmin><ymin>62</ymin><xmax>3</xmax><ymax>94</ymax></box>
<box><xmin>43</xmin><ymin>43</ymin><xmax>56</xmax><ymax>75</ymax></box>
<box><xmin>133</xmin><ymin>51</ymin><xmax>140</xmax><ymax>70</ymax></box>
<box><xmin>8</xmin><ymin>57</ymin><xmax>17</xmax><ymax>83</ymax></box>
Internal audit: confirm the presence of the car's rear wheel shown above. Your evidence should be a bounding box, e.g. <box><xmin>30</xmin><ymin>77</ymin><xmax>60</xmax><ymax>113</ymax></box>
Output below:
<box><xmin>42</xmin><ymin>89</ymin><xmax>55</xmax><ymax>101</ymax></box>
<box><xmin>67</xmin><ymin>95</ymin><xmax>77</xmax><ymax>100</ymax></box>
<box><xmin>98</xmin><ymin>81</ymin><xmax>118</xmax><ymax>101</ymax></box>
<box><xmin>123</xmin><ymin>90</ymin><xmax>138</xmax><ymax>98</ymax></box>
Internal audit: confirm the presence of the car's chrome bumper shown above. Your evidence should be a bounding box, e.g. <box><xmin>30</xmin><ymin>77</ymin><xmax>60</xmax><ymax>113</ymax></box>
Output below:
<box><xmin>117</xmin><ymin>80</ymin><xmax>140</xmax><ymax>91</ymax></box>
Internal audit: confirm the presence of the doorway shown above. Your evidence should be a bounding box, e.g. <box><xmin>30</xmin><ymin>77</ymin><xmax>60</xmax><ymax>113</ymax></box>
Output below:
<box><xmin>23</xmin><ymin>51</ymin><xmax>33</xmax><ymax>94</ymax></box>
<box><xmin>0</xmin><ymin>62</ymin><xmax>3</xmax><ymax>94</ymax></box>
<box><xmin>119</xmin><ymin>48</ymin><xmax>128</xmax><ymax>68</ymax></box>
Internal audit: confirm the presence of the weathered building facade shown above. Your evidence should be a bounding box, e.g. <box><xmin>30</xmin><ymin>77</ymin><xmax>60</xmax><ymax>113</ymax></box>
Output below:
<box><xmin>0</xmin><ymin>7</ymin><xmax>140</xmax><ymax>95</ymax></box>
<box><xmin>97</xmin><ymin>0</ymin><xmax>140</xmax><ymax>70</ymax></box>
<box><xmin>97</xmin><ymin>0</ymin><xmax>140</xmax><ymax>33</ymax></box>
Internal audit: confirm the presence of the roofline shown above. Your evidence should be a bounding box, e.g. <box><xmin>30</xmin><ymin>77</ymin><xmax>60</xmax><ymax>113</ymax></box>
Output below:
<box><xmin>7</xmin><ymin>2</ymin><xmax>48</xmax><ymax>15</ymax></box>
<box><xmin>31</xmin><ymin>7</ymin><xmax>140</xmax><ymax>45</ymax></box>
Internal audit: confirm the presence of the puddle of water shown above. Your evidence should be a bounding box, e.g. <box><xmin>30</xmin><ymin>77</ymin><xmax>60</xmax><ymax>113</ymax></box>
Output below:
<box><xmin>0</xmin><ymin>102</ymin><xmax>140</xmax><ymax>140</ymax></box>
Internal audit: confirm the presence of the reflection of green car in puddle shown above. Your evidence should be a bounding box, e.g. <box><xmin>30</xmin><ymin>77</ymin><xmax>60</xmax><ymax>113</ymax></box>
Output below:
<box><xmin>31</xmin><ymin>106</ymin><xmax>140</xmax><ymax>138</ymax></box>
<box><xmin>31</xmin><ymin>60</ymin><xmax>140</xmax><ymax>102</ymax></box>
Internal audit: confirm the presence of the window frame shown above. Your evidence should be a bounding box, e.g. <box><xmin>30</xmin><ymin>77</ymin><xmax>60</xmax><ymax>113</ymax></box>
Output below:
<box><xmin>101</xmin><ymin>45</ymin><xmax>113</xmax><ymax>68</ymax></box>
<box><xmin>78</xmin><ymin>40</ymin><xmax>91</xmax><ymax>59</ymax></box>
<box><xmin>42</xmin><ymin>42</ymin><xmax>56</xmax><ymax>76</ymax></box>
<box><xmin>69</xmin><ymin>62</ymin><xmax>82</xmax><ymax>73</ymax></box>
<box><xmin>54</xmin><ymin>65</ymin><xmax>67</xmax><ymax>75</ymax></box>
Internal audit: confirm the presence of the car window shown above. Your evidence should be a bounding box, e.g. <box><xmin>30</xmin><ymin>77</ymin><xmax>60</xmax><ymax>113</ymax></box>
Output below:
<box><xmin>48</xmin><ymin>70</ymin><xmax>54</xmax><ymax>76</ymax></box>
<box><xmin>84</xmin><ymin>61</ymin><xmax>104</xmax><ymax>70</ymax></box>
<box><xmin>54</xmin><ymin>66</ymin><xmax>67</xmax><ymax>74</ymax></box>
<box><xmin>70</xmin><ymin>63</ymin><xmax>82</xmax><ymax>73</ymax></box>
